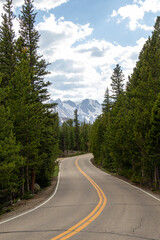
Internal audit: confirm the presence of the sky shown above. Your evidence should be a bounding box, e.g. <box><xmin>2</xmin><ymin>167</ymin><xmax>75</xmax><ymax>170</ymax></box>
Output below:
<box><xmin>0</xmin><ymin>0</ymin><xmax>160</xmax><ymax>103</ymax></box>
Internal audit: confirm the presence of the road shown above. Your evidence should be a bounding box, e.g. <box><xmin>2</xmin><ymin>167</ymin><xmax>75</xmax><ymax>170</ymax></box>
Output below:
<box><xmin>0</xmin><ymin>153</ymin><xmax>160</xmax><ymax>240</ymax></box>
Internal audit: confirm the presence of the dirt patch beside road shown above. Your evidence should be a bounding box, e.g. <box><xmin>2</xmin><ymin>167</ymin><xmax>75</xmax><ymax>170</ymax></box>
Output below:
<box><xmin>0</xmin><ymin>177</ymin><xmax>57</xmax><ymax>222</ymax></box>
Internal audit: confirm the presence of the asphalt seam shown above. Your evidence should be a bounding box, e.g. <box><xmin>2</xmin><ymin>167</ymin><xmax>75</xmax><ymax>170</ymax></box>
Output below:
<box><xmin>0</xmin><ymin>229</ymin><xmax>158</xmax><ymax>240</ymax></box>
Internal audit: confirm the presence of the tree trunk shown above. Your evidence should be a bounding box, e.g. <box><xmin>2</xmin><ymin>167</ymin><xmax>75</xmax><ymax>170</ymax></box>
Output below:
<box><xmin>132</xmin><ymin>159</ymin><xmax>135</xmax><ymax>173</ymax></box>
<box><xmin>154</xmin><ymin>165</ymin><xmax>159</xmax><ymax>190</ymax></box>
<box><xmin>9</xmin><ymin>183</ymin><xmax>13</xmax><ymax>205</ymax></box>
<box><xmin>26</xmin><ymin>165</ymin><xmax>30</xmax><ymax>192</ymax></box>
<box><xmin>21</xmin><ymin>167</ymin><xmax>25</xmax><ymax>197</ymax></box>
<box><xmin>31</xmin><ymin>168</ymin><xmax>36</xmax><ymax>193</ymax></box>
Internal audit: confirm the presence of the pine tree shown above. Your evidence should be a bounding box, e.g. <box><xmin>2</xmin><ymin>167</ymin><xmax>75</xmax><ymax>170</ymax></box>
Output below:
<box><xmin>111</xmin><ymin>64</ymin><xmax>124</xmax><ymax>101</ymax></box>
<box><xmin>0</xmin><ymin>0</ymin><xmax>15</xmax><ymax>86</ymax></box>
<box><xmin>62</xmin><ymin>122</ymin><xmax>70</xmax><ymax>153</ymax></box>
<box><xmin>89</xmin><ymin>115</ymin><xmax>106</xmax><ymax>165</ymax></box>
<box><xmin>80</xmin><ymin>122</ymin><xmax>89</xmax><ymax>152</ymax></box>
<box><xmin>19</xmin><ymin>0</ymin><xmax>50</xmax><ymax>102</ymax></box>
<box><xmin>18</xmin><ymin>0</ymin><xmax>58</xmax><ymax>191</ymax></box>
<box><xmin>146</xmin><ymin>93</ymin><xmax>160</xmax><ymax>189</ymax></box>
<box><xmin>66</xmin><ymin>119</ymin><xmax>75</xmax><ymax>150</ymax></box>
<box><xmin>37</xmin><ymin>112</ymin><xmax>59</xmax><ymax>188</ymax></box>
<box><xmin>89</xmin><ymin>17</ymin><xmax>160</xmax><ymax>188</ymax></box>
<box><xmin>74</xmin><ymin>109</ymin><xmax>80</xmax><ymax>151</ymax></box>
<box><xmin>0</xmin><ymin>77</ymin><xmax>24</xmax><ymax>206</ymax></box>
<box><xmin>126</xmin><ymin>16</ymin><xmax>160</xmax><ymax>183</ymax></box>
<box><xmin>102</xmin><ymin>87</ymin><xmax>111</xmax><ymax>114</ymax></box>
<box><xmin>9</xmin><ymin>49</ymin><xmax>43</xmax><ymax>193</ymax></box>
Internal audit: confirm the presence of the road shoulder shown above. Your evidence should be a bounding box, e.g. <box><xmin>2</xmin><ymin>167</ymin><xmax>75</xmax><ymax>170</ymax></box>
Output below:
<box><xmin>0</xmin><ymin>177</ymin><xmax>57</xmax><ymax>222</ymax></box>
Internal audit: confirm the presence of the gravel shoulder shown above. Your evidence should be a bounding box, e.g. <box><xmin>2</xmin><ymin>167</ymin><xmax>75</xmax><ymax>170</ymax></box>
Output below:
<box><xmin>0</xmin><ymin>177</ymin><xmax>57</xmax><ymax>222</ymax></box>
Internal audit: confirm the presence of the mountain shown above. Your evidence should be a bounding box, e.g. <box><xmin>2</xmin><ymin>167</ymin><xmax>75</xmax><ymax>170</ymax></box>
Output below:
<box><xmin>49</xmin><ymin>98</ymin><xmax>102</xmax><ymax>123</ymax></box>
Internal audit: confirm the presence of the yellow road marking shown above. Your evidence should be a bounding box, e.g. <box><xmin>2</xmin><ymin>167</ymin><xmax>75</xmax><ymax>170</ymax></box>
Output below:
<box><xmin>51</xmin><ymin>157</ymin><xmax>107</xmax><ymax>240</ymax></box>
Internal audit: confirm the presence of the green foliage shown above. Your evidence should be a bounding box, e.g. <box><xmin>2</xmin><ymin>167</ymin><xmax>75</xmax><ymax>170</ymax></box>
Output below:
<box><xmin>0</xmin><ymin>0</ymin><xmax>15</xmax><ymax>86</ymax></box>
<box><xmin>90</xmin><ymin>17</ymin><xmax>160</xmax><ymax>189</ymax></box>
<box><xmin>19</xmin><ymin>0</ymin><xmax>50</xmax><ymax>101</ymax></box>
<box><xmin>74</xmin><ymin>109</ymin><xmax>80</xmax><ymax>151</ymax></box>
<box><xmin>89</xmin><ymin>115</ymin><xmax>106</xmax><ymax>165</ymax></box>
<box><xmin>0</xmin><ymin>78</ymin><xmax>24</xmax><ymax>209</ymax></box>
<box><xmin>0</xmin><ymin>0</ymin><xmax>59</xmax><ymax>209</ymax></box>
<box><xmin>59</xmin><ymin>118</ymin><xmax>91</xmax><ymax>154</ymax></box>
<box><xmin>111</xmin><ymin>64</ymin><xmax>124</xmax><ymax>100</ymax></box>
<box><xmin>37</xmin><ymin>112</ymin><xmax>59</xmax><ymax>188</ymax></box>
<box><xmin>8</xmin><ymin>52</ymin><xmax>44</xmax><ymax>192</ymax></box>
<box><xmin>102</xmin><ymin>87</ymin><xmax>112</xmax><ymax>115</ymax></box>
<box><xmin>53</xmin><ymin>165</ymin><xmax>59</xmax><ymax>178</ymax></box>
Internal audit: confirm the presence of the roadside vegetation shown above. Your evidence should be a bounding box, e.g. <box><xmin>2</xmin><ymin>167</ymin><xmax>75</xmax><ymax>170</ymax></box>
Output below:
<box><xmin>0</xmin><ymin>0</ymin><xmax>59</xmax><ymax>213</ymax></box>
<box><xmin>0</xmin><ymin>0</ymin><xmax>160</xmax><ymax>216</ymax></box>
<box><xmin>89</xmin><ymin>17</ymin><xmax>160</xmax><ymax>191</ymax></box>
<box><xmin>59</xmin><ymin>109</ymin><xmax>91</xmax><ymax>155</ymax></box>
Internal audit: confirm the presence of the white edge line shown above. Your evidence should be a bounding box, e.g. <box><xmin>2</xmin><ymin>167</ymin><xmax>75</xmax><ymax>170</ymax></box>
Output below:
<box><xmin>118</xmin><ymin>178</ymin><xmax>160</xmax><ymax>202</ymax></box>
<box><xmin>89</xmin><ymin>157</ymin><xmax>160</xmax><ymax>203</ymax></box>
<box><xmin>0</xmin><ymin>162</ymin><xmax>62</xmax><ymax>225</ymax></box>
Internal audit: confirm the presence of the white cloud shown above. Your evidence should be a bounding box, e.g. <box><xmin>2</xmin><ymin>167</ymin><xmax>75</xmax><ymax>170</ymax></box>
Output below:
<box><xmin>0</xmin><ymin>0</ymin><xmax>69</xmax><ymax>23</ymax></box>
<box><xmin>111</xmin><ymin>0</ymin><xmax>159</xmax><ymax>31</ymax></box>
<box><xmin>37</xmin><ymin>14</ymin><xmax>93</xmax><ymax>59</ymax></box>
<box><xmin>139</xmin><ymin>0</ymin><xmax>160</xmax><ymax>12</ymax></box>
<box><xmin>36</xmin><ymin>14</ymin><xmax>147</xmax><ymax>102</ymax></box>
<box><xmin>34</xmin><ymin>0</ymin><xmax>69</xmax><ymax>10</ymax></box>
<box><xmin>112</xmin><ymin>4</ymin><xmax>144</xmax><ymax>21</ymax></box>
<box><xmin>12</xmin><ymin>0</ymin><xmax>69</xmax><ymax>10</ymax></box>
<box><xmin>38</xmin><ymin>14</ymin><xmax>93</xmax><ymax>45</ymax></box>
<box><xmin>138</xmin><ymin>23</ymin><xmax>153</xmax><ymax>31</ymax></box>
<box><xmin>0</xmin><ymin>0</ymin><xmax>149</xmax><ymax>102</ymax></box>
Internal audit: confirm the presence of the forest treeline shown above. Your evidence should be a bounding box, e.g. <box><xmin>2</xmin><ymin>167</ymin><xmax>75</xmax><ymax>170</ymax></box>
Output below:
<box><xmin>59</xmin><ymin>109</ymin><xmax>91</xmax><ymax>154</ymax></box>
<box><xmin>90</xmin><ymin>17</ymin><xmax>160</xmax><ymax>190</ymax></box>
<box><xmin>1</xmin><ymin>0</ymin><xmax>160</xmax><ymax>214</ymax></box>
<box><xmin>0</xmin><ymin>0</ymin><xmax>91</xmax><ymax>212</ymax></box>
<box><xmin>0</xmin><ymin>0</ymin><xmax>59</xmax><ymax>211</ymax></box>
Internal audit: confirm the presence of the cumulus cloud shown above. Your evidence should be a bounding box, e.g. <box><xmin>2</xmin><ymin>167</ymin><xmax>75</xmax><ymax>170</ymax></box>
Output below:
<box><xmin>37</xmin><ymin>14</ymin><xmax>93</xmax><ymax>61</ymax></box>
<box><xmin>111</xmin><ymin>0</ymin><xmax>159</xmax><ymax>31</ymax></box>
<box><xmin>0</xmin><ymin>0</ymin><xmax>69</xmax><ymax>29</ymax></box>
<box><xmin>37</xmin><ymin>13</ymin><xmax>147</xmax><ymax>102</ymax></box>
<box><xmin>37</xmin><ymin>14</ymin><xmax>93</xmax><ymax>47</ymax></box>
<box><xmin>0</xmin><ymin>0</ymin><xmax>149</xmax><ymax>102</ymax></box>
<box><xmin>12</xmin><ymin>0</ymin><xmax>69</xmax><ymax>10</ymax></box>
<box><xmin>34</xmin><ymin>0</ymin><xmax>69</xmax><ymax>10</ymax></box>
<box><xmin>112</xmin><ymin>4</ymin><xmax>144</xmax><ymax>30</ymax></box>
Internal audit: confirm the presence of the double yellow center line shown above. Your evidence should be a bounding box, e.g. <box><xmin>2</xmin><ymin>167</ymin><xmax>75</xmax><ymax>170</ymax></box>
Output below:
<box><xmin>51</xmin><ymin>157</ymin><xmax>107</xmax><ymax>240</ymax></box>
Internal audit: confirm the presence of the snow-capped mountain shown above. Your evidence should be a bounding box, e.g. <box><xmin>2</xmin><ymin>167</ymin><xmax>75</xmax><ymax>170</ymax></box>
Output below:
<box><xmin>49</xmin><ymin>98</ymin><xmax>102</xmax><ymax>123</ymax></box>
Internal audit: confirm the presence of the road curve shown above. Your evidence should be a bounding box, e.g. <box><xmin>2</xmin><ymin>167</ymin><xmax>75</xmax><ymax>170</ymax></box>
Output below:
<box><xmin>0</xmin><ymin>153</ymin><xmax>160</xmax><ymax>240</ymax></box>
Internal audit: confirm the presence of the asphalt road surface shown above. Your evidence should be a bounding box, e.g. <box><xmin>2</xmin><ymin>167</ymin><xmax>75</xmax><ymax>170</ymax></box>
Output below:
<box><xmin>0</xmin><ymin>153</ymin><xmax>160</xmax><ymax>240</ymax></box>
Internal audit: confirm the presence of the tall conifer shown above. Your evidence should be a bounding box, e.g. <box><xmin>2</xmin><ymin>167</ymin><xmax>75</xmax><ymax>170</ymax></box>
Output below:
<box><xmin>74</xmin><ymin>109</ymin><xmax>80</xmax><ymax>151</ymax></box>
<box><xmin>0</xmin><ymin>77</ymin><xmax>23</xmax><ymax>205</ymax></box>
<box><xmin>19</xmin><ymin>0</ymin><xmax>50</xmax><ymax>102</ymax></box>
<box><xmin>9</xmin><ymin>49</ymin><xmax>43</xmax><ymax>193</ymax></box>
<box><xmin>102</xmin><ymin>87</ymin><xmax>111</xmax><ymax>114</ymax></box>
<box><xmin>0</xmin><ymin>0</ymin><xmax>15</xmax><ymax>86</ymax></box>
<box><xmin>111</xmin><ymin>64</ymin><xmax>124</xmax><ymax>101</ymax></box>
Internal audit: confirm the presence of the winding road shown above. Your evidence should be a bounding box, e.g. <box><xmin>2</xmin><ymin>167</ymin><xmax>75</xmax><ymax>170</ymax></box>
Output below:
<box><xmin>0</xmin><ymin>153</ymin><xmax>160</xmax><ymax>240</ymax></box>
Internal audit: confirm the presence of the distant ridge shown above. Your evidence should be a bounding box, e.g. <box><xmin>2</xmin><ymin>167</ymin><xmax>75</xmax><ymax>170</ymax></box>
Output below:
<box><xmin>49</xmin><ymin>98</ymin><xmax>102</xmax><ymax>123</ymax></box>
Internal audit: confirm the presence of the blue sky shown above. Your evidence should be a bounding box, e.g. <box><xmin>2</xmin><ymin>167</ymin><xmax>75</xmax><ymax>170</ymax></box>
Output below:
<box><xmin>0</xmin><ymin>0</ymin><xmax>160</xmax><ymax>103</ymax></box>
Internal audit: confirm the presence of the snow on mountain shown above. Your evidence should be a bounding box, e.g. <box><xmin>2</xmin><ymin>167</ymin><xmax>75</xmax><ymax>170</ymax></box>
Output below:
<box><xmin>50</xmin><ymin>98</ymin><xmax>102</xmax><ymax>123</ymax></box>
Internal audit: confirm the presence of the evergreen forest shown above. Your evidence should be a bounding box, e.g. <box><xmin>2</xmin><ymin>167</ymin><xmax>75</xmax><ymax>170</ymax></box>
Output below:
<box><xmin>59</xmin><ymin>109</ymin><xmax>91</xmax><ymax>154</ymax></box>
<box><xmin>0</xmin><ymin>0</ymin><xmax>160</xmax><ymax>214</ymax></box>
<box><xmin>0</xmin><ymin>0</ymin><xmax>59</xmax><ymax>211</ymax></box>
<box><xmin>90</xmin><ymin>17</ymin><xmax>160</xmax><ymax>190</ymax></box>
